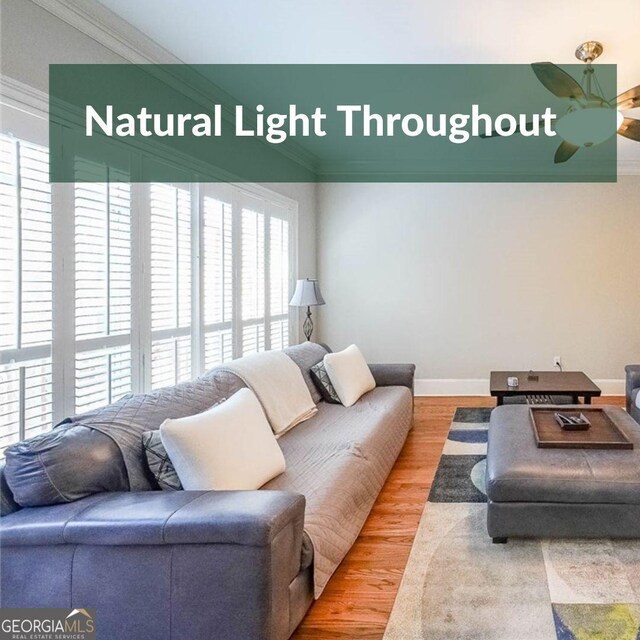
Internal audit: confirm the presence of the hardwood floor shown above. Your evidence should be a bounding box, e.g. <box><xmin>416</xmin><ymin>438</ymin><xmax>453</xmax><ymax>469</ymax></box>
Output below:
<box><xmin>291</xmin><ymin>395</ymin><xmax>626</xmax><ymax>640</ymax></box>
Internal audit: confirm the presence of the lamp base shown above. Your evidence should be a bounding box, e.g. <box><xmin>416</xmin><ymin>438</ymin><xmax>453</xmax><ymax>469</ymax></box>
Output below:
<box><xmin>303</xmin><ymin>307</ymin><xmax>314</xmax><ymax>341</ymax></box>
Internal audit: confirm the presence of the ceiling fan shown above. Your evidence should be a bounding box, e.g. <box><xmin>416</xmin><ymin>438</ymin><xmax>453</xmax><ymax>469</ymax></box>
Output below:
<box><xmin>532</xmin><ymin>41</ymin><xmax>640</xmax><ymax>163</ymax></box>
<box><xmin>484</xmin><ymin>41</ymin><xmax>640</xmax><ymax>163</ymax></box>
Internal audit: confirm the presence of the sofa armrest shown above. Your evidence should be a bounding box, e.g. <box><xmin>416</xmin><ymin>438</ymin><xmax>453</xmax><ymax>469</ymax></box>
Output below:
<box><xmin>368</xmin><ymin>363</ymin><xmax>416</xmax><ymax>393</ymax></box>
<box><xmin>626</xmin><ymin>365</ymin><xmax>640</xmax><ymax>413</ymax></box>
<box><xmin>0</xmin><ymin>490</ymin><xmax>305</xmax><ymax>548</ymax></box>
<box><xmin>1</xmin><ymin>490</ymin><xmax>307</xmax><ymax>640</ymax></box>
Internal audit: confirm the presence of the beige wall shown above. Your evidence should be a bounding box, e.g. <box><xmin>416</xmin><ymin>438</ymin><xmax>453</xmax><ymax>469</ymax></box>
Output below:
<box><xmin>317</xmin><ymin>179</ymin><xmax>640</xmax><ymax>384</ymax></box>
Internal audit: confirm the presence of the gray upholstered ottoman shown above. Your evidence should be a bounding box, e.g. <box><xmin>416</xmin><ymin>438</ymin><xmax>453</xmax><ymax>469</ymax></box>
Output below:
<box><xmin>486</xmin><ymin>405</ymin><xmax>640</xmax><ymax>543</ymax></box>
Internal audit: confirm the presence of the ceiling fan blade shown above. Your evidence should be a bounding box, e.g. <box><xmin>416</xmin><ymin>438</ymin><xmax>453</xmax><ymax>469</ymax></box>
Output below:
<box><xmin>531</xmin><ymin>63</ymin><xmax>586</xmax><ymax>100</ymax></box>
<box><xmin>554</xmin><ymin>140</ymin><xmax>580</xmax><ymax>164</ymax></box>
<box><xmin>618</xmin><ymin>117</ymin><xmax>640</xmax><ymax>142</ymax></box>
<box><xmin>616</xmin><ymin>85</ymin><xmax>640</xmax><ymax>110</ymax></box>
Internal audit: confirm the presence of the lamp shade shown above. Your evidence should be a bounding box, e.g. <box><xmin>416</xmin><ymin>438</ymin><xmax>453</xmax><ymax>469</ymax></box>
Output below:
<box><xmin>289</xmin><ymin>279</ymin><xmax>325</xmax><ymax>307</ymax></box>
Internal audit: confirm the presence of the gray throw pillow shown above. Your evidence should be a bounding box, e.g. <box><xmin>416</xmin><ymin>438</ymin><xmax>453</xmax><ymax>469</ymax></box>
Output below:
<box><xmin>310</xmin><ymin>361</ymin><xmax>341</xmax><ymax>404</ymax></box>
<box><xmin>142</xmin><ymin>430</ymin><xmax>183</xmax><ymax>491</ymax></box>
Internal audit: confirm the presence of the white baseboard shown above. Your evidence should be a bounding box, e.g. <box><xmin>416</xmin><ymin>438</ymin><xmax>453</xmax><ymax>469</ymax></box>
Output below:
<box><xmin>414</xmin><ymin>378</ymin><xmax>625</xmax><ymax>397</ymax></box>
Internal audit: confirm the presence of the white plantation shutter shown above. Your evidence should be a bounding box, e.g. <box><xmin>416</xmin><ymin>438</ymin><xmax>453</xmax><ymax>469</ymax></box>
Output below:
<box><xmin>0</xmin><ymin>135</ymin><xmax>53</xmax><ymax>451</ymax></box>
<box><xmin>241</xmin><ymin>207</ymin><xmax>265</xmax><ymax>320</ymax></box>
<box><xmin>151</xmin><ymin>336</ymin><xmax>191</xmax><ymax>389</ymax></box>
<box><xmin>237</xmin><ymin>196</ymin><xmax>293</xmax><ymax>356</ymax></box>
<box><xmin>75</xmin><ymin>347</ymin><xmax>131</xmax><ymax>412</ymax></box>
<box><xmin>74</xmin><ymin>161</ymin><xmax>133</xmax><ymax>414</ymax></box>
<box><xmin>0</xmin><ymin>139</ymin><xmax>17</xmax><ymax>352</ymax></box>
<box><xmin>0</xmin><ymin>360</ymin><xmax>53</xmax><ymax>451</ymax></box>
<box><xmin>5</xmin><ymin>140</ymin><xmax>53</xmax><ymax>348</ymax></box>
<box><xmin>269</xmin><ymin>215</ymin><xmax>290</xmax><ymax>350</ymax></box>
<box><xmin>202</xmin><ymin>192</ymin><xmax>233</xmax><ymax>369</ymax></box>
<box><xmin>241</xmin><ymin>206</ymin><xmax>266</xmax><ymax>354</ymax></box>
<box><xmin>150</xmin><ymin>183</ymin><xmax>192</xmax><ymax>388</ymax></box>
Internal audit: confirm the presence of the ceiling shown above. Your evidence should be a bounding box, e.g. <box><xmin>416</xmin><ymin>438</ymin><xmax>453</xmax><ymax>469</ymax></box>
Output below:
<box><xmin>97</xmin><ymin>0</ymin><xmax>640</xmax><ymax>165</ymax></box>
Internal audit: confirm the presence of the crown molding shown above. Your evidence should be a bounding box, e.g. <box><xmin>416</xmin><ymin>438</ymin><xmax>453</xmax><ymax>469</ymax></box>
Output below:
<box><xmin>0</xmin><ymin>75</ymin><xmax>49</xmax><ymax>117</ymax></box>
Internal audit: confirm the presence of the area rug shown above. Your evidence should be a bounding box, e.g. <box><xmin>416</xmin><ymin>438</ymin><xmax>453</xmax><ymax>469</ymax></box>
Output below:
<box><xmin>383</xmin><ymin>407</ymin><xmax>640</xmax><ymax>640</ymax></box>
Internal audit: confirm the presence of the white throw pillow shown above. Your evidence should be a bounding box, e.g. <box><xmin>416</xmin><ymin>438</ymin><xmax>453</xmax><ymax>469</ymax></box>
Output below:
<box><xmin>159</xmin><ymin>388</ymin><xmax>285</xmax><ymax>491</ymax></box>
<box><xmin>323</xmin><ymin>344</ymin><xmax>376</xmax><ymax>408</ymax></box>
<box><xmin>636</xmin><ymin>392</ymin><xmax>640</xmax><ymax>410</ymax></box>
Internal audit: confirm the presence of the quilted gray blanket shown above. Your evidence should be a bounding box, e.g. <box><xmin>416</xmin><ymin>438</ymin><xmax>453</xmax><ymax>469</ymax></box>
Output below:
<box><xmin>265</xmin><ymin>386</ymin><xmax>413</xmax><ymax>597</ymax></box>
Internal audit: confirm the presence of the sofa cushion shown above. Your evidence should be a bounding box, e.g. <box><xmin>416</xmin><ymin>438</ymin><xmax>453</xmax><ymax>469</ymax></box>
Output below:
<box><xmin>160</xmin><ymin>389</ymin><xmax>286</xmax><ymax>491</ymax></box>
<box><xmin>309</xmin><ymin>361</ymin><xmax>340</xmax><ymax>404</ymax></box>
<box><xmin>4</xmin><ymin>425</ymin><xmax>129</xmax><ymax>507</ymax></box>
<box><xmin>487</xmin><ymin>405</ymin><xmax>640</xmax><ymax>505</ymax></box>
<box><xmin>284</xmin><ymin>343</ymin><xmax>328</xmax><ymax>404</ymax></box>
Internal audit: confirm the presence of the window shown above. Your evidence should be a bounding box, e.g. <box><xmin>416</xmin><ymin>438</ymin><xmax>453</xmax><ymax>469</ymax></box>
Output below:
<box><xmin>0</xmin><ymin>134</ymin><xmax>53</xmax><ymax>448</ymax></box>
<box><xmin>0</xmin><ymin>130</ymin><xmax>297</xmax><ymax>455</ymax></box>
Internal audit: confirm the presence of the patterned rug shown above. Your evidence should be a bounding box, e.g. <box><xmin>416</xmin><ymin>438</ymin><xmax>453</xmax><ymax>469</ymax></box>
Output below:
<box><xmin>383</xmin><ymin>407</ymin><xmax>640</xmax><ymax>640</ymax></box>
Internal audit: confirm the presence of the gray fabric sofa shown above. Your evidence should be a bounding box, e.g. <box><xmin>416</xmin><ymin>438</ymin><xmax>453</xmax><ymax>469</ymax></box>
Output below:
<box><xmin>626</xmin><ymin>364</ymin><xmax>640</xmax><ymax>424</ymax></box>
<box><xmin>0</xmin><ymin>344</ymin><xmax>415</xmax><ymax>640</ymax></box>
<box><xmin>486</xmin><ymin>404</ymin><xmax>640</xmax><ymax>543</ymax></box>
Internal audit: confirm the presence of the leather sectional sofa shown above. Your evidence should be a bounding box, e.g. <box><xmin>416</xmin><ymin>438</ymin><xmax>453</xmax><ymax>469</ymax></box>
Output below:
<box><xmin>0</xmin><ymin>343</ymin><xmax>415</xmax><ymax>640</ymax></box>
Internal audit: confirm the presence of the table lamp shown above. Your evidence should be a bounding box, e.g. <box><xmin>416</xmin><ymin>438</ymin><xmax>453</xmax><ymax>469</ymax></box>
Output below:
<box><xmin>289</xmin><ymin>278</ymin><xmax>325</xmax><ymax>341</ymax></box>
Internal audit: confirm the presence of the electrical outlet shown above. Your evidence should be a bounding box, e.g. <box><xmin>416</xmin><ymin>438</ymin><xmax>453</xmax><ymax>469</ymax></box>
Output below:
<box><xmin>553</xmin><ymin>356</ymin><xmax>562</xmax><ymax>369</ymax></box>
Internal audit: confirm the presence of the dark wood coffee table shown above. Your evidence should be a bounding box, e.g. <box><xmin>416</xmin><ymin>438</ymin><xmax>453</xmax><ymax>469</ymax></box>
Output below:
<box><xmin>490</xmin><ymin>371</ymin><xmax>601</xmax><ymax>406</ymax></box>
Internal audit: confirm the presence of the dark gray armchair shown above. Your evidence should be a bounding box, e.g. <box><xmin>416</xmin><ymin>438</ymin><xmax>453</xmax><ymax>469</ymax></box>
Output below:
<box><xmin>626</xmin><ymin>365</ymin><xmax>640</xmax><ymax>424</ymax></box>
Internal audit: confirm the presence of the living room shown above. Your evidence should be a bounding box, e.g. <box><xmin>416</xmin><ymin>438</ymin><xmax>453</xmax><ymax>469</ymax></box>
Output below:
<box><xmin>1</xmin><ymin>1</ymin><xmax>640</xmax><ymax>639</ymax></box>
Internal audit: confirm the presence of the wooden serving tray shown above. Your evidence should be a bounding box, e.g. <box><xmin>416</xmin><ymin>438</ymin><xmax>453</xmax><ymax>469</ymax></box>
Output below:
<box><xmin>529</xmin><ymin>407</ymin><xmax>633</xmax><ymax>450</ymax></box>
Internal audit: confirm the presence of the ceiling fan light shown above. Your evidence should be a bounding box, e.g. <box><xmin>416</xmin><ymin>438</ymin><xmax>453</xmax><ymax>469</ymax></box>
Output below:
<box><xmin>555</xmin><ymin>106</ymin><xmax>619</xmax><ymax>147</ymax></box>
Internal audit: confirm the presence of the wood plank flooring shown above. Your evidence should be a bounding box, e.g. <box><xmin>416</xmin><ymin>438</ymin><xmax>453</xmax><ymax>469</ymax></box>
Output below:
<box><xmin>291</xmin><ymin>395</ymin><xmax>625</xmax><ymax>640</ymax></box>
